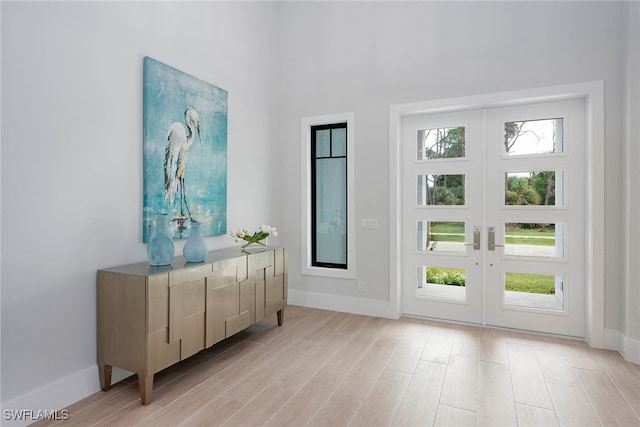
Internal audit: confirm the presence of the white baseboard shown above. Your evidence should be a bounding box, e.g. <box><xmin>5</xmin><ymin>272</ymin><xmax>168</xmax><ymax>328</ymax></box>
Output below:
<box><xmin>604</xmin><ymin>328</ymin><xmax>640</xmax><ymax>365</ymax></box>
<box><xmin>287</xmin><ymin>289</ymin><xmax>399</xmax><ymax>319</ymax></box>
<box><xmin>626</xmin><ymin>337</ymin><xmax>640</xmax><ymax>364</ymax></box>
<box><xmin>1</xmin><ymin>367</ymin><xmax>98</xmax><ymax>427</ymax></box>
<box><xmin>1</xmin><ymin>366</ymin><xmax>133</xmax><ymax>427</ymax></box>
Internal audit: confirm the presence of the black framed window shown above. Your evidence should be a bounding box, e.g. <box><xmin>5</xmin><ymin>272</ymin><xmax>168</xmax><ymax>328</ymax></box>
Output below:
<box><xmin>311</xmin><ymin>123</ymin><xmax>348</xmax><ymax>269</ymax></box>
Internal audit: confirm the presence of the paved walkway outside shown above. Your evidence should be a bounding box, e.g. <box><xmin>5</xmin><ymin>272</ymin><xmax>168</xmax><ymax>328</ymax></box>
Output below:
<box><xmin>428</xmin><ymin>241</ymin><xmax>558</xmax><ymax>257</ymax></box>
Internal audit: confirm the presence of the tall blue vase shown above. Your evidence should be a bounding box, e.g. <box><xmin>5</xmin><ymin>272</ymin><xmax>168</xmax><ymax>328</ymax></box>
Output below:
<box><xmin>183</xmin><ymin>222</ymin><xmax>208</xmax><ymax>263</ymax></box>
<box><xmin>147</xmin><ymin>214</ymin><xmax>175</xmax><ymax>266</ymax></box>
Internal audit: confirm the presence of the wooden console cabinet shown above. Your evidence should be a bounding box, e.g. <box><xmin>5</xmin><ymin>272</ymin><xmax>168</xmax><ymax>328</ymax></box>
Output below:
<box><xmin>97</xmin><ymin>247</ymin><xmax>287</xmax><ymax>404</ymax></box>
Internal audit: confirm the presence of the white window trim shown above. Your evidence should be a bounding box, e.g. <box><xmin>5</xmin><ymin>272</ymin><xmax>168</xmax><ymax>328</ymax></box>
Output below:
<box><xmin>301</xmin><ymin>112</ymin><xmax>356</xmax><ymax>279</ymax></box>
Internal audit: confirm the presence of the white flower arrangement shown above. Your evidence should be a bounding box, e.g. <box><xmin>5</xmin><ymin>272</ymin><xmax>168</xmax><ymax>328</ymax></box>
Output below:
<box><xmin>231</xmin><ymin>225</ymin><xmax>277</xmax><ymax>249</ymax></box>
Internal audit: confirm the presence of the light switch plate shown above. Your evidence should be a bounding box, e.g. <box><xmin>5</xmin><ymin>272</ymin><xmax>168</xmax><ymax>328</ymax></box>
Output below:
<box><xmin>360</xmin><ymin>219</ymin><xmax>379</xmax><ymax>229</ymax></box>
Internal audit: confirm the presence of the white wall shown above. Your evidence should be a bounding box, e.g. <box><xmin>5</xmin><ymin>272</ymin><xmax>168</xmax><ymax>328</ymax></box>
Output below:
<box><xmin>1</xmin><ymin>0</ymin><xmax>280</xmax><ymax>414</ymax></box>
<box><xmin>625</xmin><ymin>1</ymin><xmax>640</xmax><ymax>355</ymax></box>
<box><xmin>277</xmin><ymin>1</ymin><xmax>630</xmax><ymax>332</ymax></box>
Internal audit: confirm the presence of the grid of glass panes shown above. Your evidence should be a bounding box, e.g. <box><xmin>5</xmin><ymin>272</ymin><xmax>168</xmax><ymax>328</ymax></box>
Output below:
<box><xmin>311</xmin><ymin>123</ymin><xmax>347</xmax><ymax>269</ymax></box>
<box><xmin>501</xmin><ymin>117</ymin><xmax>566</xmax><ymax>311</ymax></box>
<box><xmin>416</xmin><ymin>126</ymin><xmax>468</xmax><ymax>299</ymax></box>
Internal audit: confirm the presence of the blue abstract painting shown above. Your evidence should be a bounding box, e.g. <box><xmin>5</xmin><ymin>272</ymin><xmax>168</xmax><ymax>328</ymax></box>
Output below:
<box><xmin>143</xmin><ymin>56</ymin><xmax>227</xmax><ymax>242</ymax></box>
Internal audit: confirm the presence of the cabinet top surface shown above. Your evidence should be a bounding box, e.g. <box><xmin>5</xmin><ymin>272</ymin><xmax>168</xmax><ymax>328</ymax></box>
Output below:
<box><xmin>99</xmin><ymin>246</ymin><xmax>281</xmax><ymax>276</ymax></box>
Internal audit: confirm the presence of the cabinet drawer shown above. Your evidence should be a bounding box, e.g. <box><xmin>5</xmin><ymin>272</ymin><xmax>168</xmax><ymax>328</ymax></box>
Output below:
<box><xmin>169</xmin><ymin>278</ymin><xmax>206</xmax><ymax>360</ymax></box>
<box><xmin>148</xmin><ymin>274</ymin><xmax>170</xmax><ymax>333</ymax></box>
<box><xmin>147</xmin><ymin>328</ymin><xmax>180</xmax><ymax>373</ymax></box>
<box><xmin>206</xmin><ymin>281</ymin><xmax>238</xmax><ymax>346</ymax></box>
<box><xmin>180</xmin><ymin>312</ymin><xmax>206</xmax><ymax>360</ymax></box>
<box><xmin>169</xmin><ymin>264</ymin><xmax>212</xmax><ymax>285</ymax></box>
<box><xmin>226</xmin><ymin>310</ymin><xmax>251</xmax><ymax>337</ymax></box>
<box><xmin>274</xmin><ymin>248</ymin><xmax>286</xmax><ymax>276</ymax></box>
<box><xmin>253</xmin><ymin>250</ymin><xmax>275</xmax><ymax>270</ymax></box>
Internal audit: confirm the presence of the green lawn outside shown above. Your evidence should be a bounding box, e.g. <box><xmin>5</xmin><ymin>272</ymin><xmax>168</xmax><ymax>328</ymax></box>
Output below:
<box><xmin>429</xmin><ymin>222</ymin><xmax>555</xmax><ymax>246</ymax></box>
<box><xmin>505</xmin><ymin>273</ymin><xmax>555</xmax><ymax>294</ymax></box>
<box><xmin>426</xmin><ymin>267</ymin><xmax>555</xmax><ymax>295</ymax></box>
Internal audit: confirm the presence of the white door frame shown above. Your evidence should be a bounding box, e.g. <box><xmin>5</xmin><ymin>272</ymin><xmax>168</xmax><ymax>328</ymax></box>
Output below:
<box><xmin>389</xmin><ymin>81</ymin><xmax>605</xmax><ymax>348</ymax></box>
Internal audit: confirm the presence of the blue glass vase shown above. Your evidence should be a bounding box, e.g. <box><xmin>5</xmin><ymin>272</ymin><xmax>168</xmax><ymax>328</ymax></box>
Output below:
<box><xmin>147</xmin><ymin>214</ymin><xmax>175</xmax><ymax>266</ymax></box>
<box><xmin>183</xmin><ymin>222</ymin><xmax>208</xmax><ymax>263</ymax></box>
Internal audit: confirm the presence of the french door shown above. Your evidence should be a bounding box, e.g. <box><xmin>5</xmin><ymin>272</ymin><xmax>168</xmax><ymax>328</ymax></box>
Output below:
<box><xmin>401</xmin><ymin>99</ymin><xmax>585</xmax><ymax>337</ymax></box>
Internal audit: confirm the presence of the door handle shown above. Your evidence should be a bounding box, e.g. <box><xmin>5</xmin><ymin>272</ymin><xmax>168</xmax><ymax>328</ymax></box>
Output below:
<box><xmin>464</xmin><ymin>226</ymin><xmax>481</xmax><ymax>250</ymax></box>
<box><xmin>488</xmin><ymin>226</ymin><xmax>505</xmax><ymax>251</ymax></box>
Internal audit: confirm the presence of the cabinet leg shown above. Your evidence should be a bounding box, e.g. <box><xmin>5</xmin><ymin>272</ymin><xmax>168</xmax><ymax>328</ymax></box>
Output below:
<box><xmin>98</xmin><ymin>363</ymin><xmax>112</xmax><ymax>391</ymax></box>
<box><xmin>277</xmin><ymin>308</ymin><xmax>285</xmax><ymax>326</ymax></box>
<box><xmin>138</xmin><ymin>374</ymin><xmax>154</xmax><ymax>405</ymax></box>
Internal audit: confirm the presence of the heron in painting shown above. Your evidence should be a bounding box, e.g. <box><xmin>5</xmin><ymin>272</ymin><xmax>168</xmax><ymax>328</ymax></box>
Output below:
<box><xmin>164</xmin><ymin>106</ymin><xmax>201</xmax><ymax>222</ymax></box>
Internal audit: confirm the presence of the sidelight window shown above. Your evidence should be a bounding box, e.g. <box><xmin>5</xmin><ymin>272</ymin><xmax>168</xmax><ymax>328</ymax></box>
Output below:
<box><xmin>311</xmin><ymin>123</ymin><xmax>348</xmax><ymax>269</ymax></box>
<box><xmin>302</xmin><ymin>113</ymin><xmax>355</xmax><ymax>279</ymax></box>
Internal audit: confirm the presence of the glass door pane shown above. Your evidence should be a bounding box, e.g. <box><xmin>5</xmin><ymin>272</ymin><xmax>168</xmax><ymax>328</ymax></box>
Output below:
<box><xmin>402</xmin><ymin>110</ymin><xmax>483</xmax><ymax>324</ymax></box>
<box><xmin>504</xmin><ymin>272</ymin><xmax>564</xmax><ymax>311</ymax></box>
<box><xmin>504</xmin><ymin>222</ymin><xmax>564</xmax><ymax>258</ymax></box>
<box><xmin>504</xmin><ymin>118</ymin><xmax>563</xmax><ymax>156</ymax></box>
<box><xmin>417</xmin><ymin>221</ymin><xmax>465</xmax><ymax>253</ymax></box>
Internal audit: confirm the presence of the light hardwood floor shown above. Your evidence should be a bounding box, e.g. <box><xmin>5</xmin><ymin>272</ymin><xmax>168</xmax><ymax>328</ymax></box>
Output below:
<box><xmin>34</xmin><ymin>306</ymin><xmax>640</xmax><ymax>426</ymax></box>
